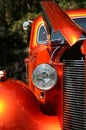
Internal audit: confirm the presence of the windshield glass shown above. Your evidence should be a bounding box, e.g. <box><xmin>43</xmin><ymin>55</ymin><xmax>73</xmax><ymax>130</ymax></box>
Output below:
<box><xmin>51</xmin><ymin>17</ymin><xmax>86</xmax><ymax>42</ymax></box>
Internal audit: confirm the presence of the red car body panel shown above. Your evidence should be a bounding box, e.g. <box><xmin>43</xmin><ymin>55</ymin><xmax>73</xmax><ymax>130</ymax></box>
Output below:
<box><xmin>0</xmin><ymin>79</ymin><xmax>61</xmax><ymax>130</ymax></box>
<box><xmin>41</xmin><ymin>1</ymin><xmax>85</xmax><ymax>46</ymax></box>
<box><xmin>0</xmin><ymin>1</ymin><xmax>86</xmax><ymax>130</ymax></box>
<box><xmin>29</xmin><ymin>15</ymin><xmax>45</xmax><ymax>50</ymax></box>
<box><xmin>66</xmin><ymin>8</ymin><xmax>86</xmax><ymax>18</ymax></box>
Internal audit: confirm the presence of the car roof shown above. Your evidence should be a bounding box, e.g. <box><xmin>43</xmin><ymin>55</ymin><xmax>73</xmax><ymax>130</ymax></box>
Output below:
<box><xmin>66</xmin><ymin>8</ymin><xmax>86</xmax><ymax>18</ymax></box>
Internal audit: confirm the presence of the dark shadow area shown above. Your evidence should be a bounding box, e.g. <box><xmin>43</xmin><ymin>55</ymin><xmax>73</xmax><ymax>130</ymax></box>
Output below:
<box><xmin>0</xmin><ymin>32</ymin><xmax>28</xmax><ymax>82</ymax></box>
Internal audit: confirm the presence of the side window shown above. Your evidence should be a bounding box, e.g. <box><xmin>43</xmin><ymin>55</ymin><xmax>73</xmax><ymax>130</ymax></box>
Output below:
<box><xmin>37</xmin><ymin>23</ymin><xmax>48</xmax><ymax>44</ymax></box>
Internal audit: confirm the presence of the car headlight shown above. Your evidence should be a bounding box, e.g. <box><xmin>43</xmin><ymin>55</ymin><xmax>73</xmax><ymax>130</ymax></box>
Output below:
<box><xmin>32</xmin><ymin>64</ymin><xmax>57</xmax><ymax>90</ymax></box>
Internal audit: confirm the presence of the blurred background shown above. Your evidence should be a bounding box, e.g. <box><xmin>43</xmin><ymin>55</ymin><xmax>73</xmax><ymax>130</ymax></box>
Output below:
<box><xmin>0</xmin><ymin>0</ymin><xmax>86</xmax><ymax>82</ymax></box>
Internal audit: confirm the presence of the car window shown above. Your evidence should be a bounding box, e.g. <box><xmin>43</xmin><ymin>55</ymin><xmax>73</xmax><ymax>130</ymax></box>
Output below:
<box><xmin>37</xmin><ymin>23</ymin><xmax>48</xmax><ymax>44</ymax></box>
<box><xmin>74</xmin><ymin>17</ymin><xmax>86</xmax><ymax>31</ymax></box>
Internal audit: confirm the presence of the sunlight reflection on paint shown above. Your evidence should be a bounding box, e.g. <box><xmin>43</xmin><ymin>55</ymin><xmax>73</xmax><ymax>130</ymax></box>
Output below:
<box><xmin>0</xmin><ymin>100</ymin><xmax>6</xmax><ymax>115</ymax></box>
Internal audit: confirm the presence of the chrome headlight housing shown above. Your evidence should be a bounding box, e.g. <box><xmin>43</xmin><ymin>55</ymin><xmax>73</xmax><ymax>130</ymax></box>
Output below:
<box><xmin>32</xmin><ymin>64</ymin><xmax>57</xmax><ymax>90</ymax></box>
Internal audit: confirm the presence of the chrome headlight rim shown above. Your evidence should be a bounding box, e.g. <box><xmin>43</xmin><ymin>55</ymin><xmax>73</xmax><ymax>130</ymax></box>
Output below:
<box><xmin>32</xmin><ymin>63</ymin><xmax>58</xmax><ymax>90</ymax></box>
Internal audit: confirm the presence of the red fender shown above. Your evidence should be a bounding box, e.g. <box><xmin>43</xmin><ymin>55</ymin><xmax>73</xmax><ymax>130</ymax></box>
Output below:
<box><xmin>0</xmin><ymin>79</ymin><xmax>61</xmax><ymax>130</ymax></box>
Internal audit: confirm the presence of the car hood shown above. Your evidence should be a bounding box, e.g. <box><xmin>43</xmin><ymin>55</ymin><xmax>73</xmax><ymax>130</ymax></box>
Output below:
<box><xmin>40</xmin><ymin>1</ymin><xmax>85</xmax><ymax>46</ymax></box>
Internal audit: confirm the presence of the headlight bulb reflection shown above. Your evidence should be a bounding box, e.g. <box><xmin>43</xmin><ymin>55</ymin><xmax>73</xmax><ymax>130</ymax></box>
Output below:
<box><xmin>32</xmin><ymin>64</ymin><xmax>57</xmax><ymax>90</ymax></box>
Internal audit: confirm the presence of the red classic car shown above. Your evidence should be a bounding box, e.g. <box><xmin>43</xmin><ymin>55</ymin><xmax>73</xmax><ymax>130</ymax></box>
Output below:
<box><xmin>0</xmin><ymin>1</ymin><xmax>86</xmax><ymax>129</ymax></box>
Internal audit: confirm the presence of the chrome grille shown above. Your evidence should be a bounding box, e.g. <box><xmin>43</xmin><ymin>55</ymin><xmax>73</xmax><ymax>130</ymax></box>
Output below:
<box><xmin>63</xmin><ymin>60</ymin><xmax>86</xmax><ymax>130</ymax></box>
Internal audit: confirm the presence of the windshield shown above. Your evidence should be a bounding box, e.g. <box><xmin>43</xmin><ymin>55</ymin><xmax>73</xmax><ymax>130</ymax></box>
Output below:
<box><xmin>51</xmin><ymin>17</ymin><xmax>86</xmax><ymax>42</ymax></box>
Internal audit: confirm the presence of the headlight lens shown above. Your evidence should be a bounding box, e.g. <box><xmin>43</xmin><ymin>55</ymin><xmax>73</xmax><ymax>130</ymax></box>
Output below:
<box><xmin>32</xmin><ymin>64</ymin><xmax>57</xmax><ymax>90</ymax></box>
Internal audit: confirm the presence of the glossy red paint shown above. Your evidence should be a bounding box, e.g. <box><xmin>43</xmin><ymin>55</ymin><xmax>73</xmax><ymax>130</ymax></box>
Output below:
<box><xmin>0</xmin><ymin>79</ymin><xmax>61</xmax><ymax>130</ymax></box>
<box><xmin>66</xmin><ymin>8</ymin><xmax>86</xmax><ymax>18</ymax></box>
<box><xmin>80</xmin><ymin>40</ymin><xmax>86</xmax><ymax>55</ymax></box>
<box><xmin>29</xmin><ymin>15</ymin><xmax>46</xmax><ymax>50</ymax></box>
<box><xmin>25</xmin><ymin>2</ymin><xmax>86</xmax><ymax>130</ymax></box>
<box><xmin>0</xmin><ymin>1</ymin><xmax>86</xmax><ymax>130</ymax></box>
<box><xmin>41</xmin><ymin>1</ymin><xmax>85</xmax><ymax>46</ymax></box>
<box><xmin>26</xmin><ymin>44</ymin><xmax>51</xmax><ymax>95</ymax></box>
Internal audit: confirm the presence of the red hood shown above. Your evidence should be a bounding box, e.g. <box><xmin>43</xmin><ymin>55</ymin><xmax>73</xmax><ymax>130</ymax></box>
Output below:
<box><xmin>40</xmin><ymin>1</ymin><xmax>85</xmax><ymax>46</ymax></box>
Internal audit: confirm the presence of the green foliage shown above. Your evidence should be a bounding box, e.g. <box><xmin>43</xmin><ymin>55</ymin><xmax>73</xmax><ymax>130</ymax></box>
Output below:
<box><xmin>10</xmin><ymin>12</ymin><xmax>38</xmax><ymax>43</ymax></box>
<box><xmin>56</xmin><ymin>0</ymin><xmax>86</xmax><ymax>9</ymax></box>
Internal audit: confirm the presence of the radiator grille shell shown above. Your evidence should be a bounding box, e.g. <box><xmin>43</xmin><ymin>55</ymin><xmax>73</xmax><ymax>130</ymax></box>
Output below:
<box><xmin>63</xmin><ymin>60</ymin><xmax>86</xmax><ymax>129</ymax></box>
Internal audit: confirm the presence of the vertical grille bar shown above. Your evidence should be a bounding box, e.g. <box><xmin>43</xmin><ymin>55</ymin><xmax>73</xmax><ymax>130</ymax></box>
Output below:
<box><xmin>63</xmin><ymin>60</ymin><xmax>86</xmax><ymax>130</ymax></box>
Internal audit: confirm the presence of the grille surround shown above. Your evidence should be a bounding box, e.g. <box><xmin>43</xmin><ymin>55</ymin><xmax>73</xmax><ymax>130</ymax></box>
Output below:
<box><xmin>63</xmin><ymin>60</ymin><xmax>86</xmax><ymax>129</ymax></box>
